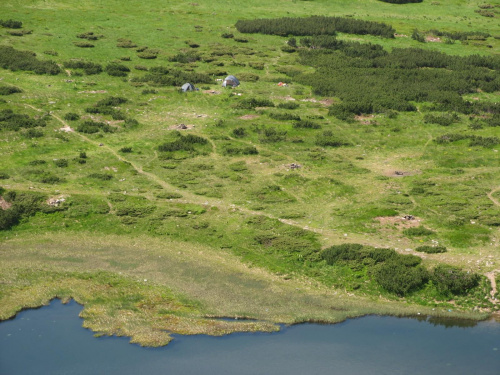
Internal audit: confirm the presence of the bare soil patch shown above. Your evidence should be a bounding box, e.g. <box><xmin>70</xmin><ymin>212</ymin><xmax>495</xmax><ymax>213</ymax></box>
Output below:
<box><xmin>355</xmin><ymin>114</ymin><xmax>375</xmax><ymax>124</ymax></box>
<box><xmin>203</xmin><ymin>90</ymin><xmax>221</xmax><ymax>95</ymax></box>
<box><xmin>0</xmin><ymin>197</ymin><xmax>12</xmax><ymax>210</ymax></box>
<box><xmin>376</xmin><ymin>215</ymin><xmax>423</xmax><ymax>229</ymax></box>
<box><xmin>168</xmin><ymin>123</ymin><xmax>195</xmax><ymax>130</ymax></box>
<box><xmin>239</xmin><ymin>114</ymin><xmax>260</xmax><ymax>120</ymax></box>
<box><xmin>78</xmin><ymin>90</ymin><xmax>108</xmax><ymax>94</ymax></box>
<box><xmin>426</xmin><ymin>36</ymin><xmax>442</xmax><ymax>43</ymax></box>
<box><xmin>384</xmin><ymin>170</ymin><xmax>420</xmax><ymax>177</ymax></box>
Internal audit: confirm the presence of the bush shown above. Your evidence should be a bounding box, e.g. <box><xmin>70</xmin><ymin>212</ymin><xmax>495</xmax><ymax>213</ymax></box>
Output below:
<box><xmin>76</xmin><ymin>121</ymin><xmax>114</xmax><ymax>134</ymax></box>
<box><xmin>77</xmin><ymin>32</ymin><xmax>103</xmax><ymax>40</ymax></box>
<box><xmin>403</xmin><ymin>226</ymin><xmax>435</xmax><ymax>236</ymax></box>
<box><xmin>231</xmin><ymin>127</ymin><xmax>247</xmax><ymax>137</ymax></box>
<box><xmin>88</xmin><ymin>173</ymin><xmax>113</xmax><ymax>180</ymax></box>
<box><xmin>278</xmin><ymin>102</ymin><xmax>299</xmax><ymax>110</ymax></box>
<box><xmin>54</xmin><ymin>159</ymin><xmax>68</xmax><ymax>168</ymax></box>
<box><xmin>74</xmin><ymin>41</ymin><xmax>95</xmax><ymax>48</ymax></box>
<box><xmin>268</xmin><ymin>112</ymin><xmax>300</xmax><ymax>121</ymax></box>
<box><xmin>105</xmin><ymin>63</ymin><xmax>130</xmax><ymax>77</ymax></box>
<box><xmin>158</xmin><ymin>133</ymin><xmax>208</xmax><ymax>152</ymax></box>
<box><xmin>0</xmin><ymin>172</ymin><xmax>10</xmax><ymax>179</ymax></box>
<box><xmin>235</xmin><ymin>97</ymin><xmax>274</xmax><ymax>109</ymax></box>
<box><xmin>375</xmin><ymin>261</ymin><xmax>428</xmax><ymax>296</ymax></box>
<box><xmin>116</xmin><ymin>38</ymin><xmax>137</xmax><ymax>48</ymax></box>
<box><xmin>119</xmin><ymin>147</ymin><xmax>132</xmax><ymax>153</ymax></box>
<box><xmin>0</xmin><ymin>19</ymin><xmax>23</xmax><ymax>29</ymax></box>
<box><xmin>315</xmin><ymin>131</ymin><xmax>350</xmax><ymax>147</ymax></box>
<box><xmin>221</xmin><ymin>33</ymin><xmax>234</xmax><ymax>38</ymax></box>
<box><xmin>168</xmin><ymin>51</ymin><xmax>200</xmax><ymax>63</ymax></box>
<box><xmin>64</xmin><ymin>60</ymin><xmax>103</xmax><ymax>75</ymax></box>
<box><xmin>424</xmin><ymin>113</ymin><xmax>460</xmax><ymax>126</ymax></box>
<box><xmin>431</xmin><ymin>265</ymin><xmax>480</xmax><ymax>295</ymax></box>
<box><xmin>0</xmin><ymin>46</ymin><xmax>60</xmax><ymax>75</ymax></box>
<box><xmin>23</xmin><ymin>128</ymin><xmax>44</xmax><ymax>138</ymax></box>
<box><xmin>415</xmin><ymin>245</ymin><xmax>447</xmax><ymax>254</ymax></box>
<box><xmin>64</xmin><ymin>112</ymin><xmax>80</xmax><ymax>121</ymax></box>
<box><xmin>293</xmin><ymin>119</ymin><xmax>321</xmax><ymax>129</ymax></box>
<box><xmin>0</xmin><ymin>85</ymin><xmax>22</xmax><ymax>95</ymax></box>
<box><xmin>235</xmin><ymin>16</ymin><xmax>395</xmax><ymax>38</ymax></box>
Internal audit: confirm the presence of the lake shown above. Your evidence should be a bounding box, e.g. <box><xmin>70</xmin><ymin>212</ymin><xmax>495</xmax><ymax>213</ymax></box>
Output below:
<box><xmin>0</xmin><ymin>299</ymin><xmax>498</xmax><ymax>375</ymax></box>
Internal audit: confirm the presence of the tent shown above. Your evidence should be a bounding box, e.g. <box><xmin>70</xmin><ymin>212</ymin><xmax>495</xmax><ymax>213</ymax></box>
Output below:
<box><xmin>181</xmin><ymin>82</ymin><xmax>196</xmax><ymax>92</ymax></box>
<box><xmin>222</xmin><ymin>75</ymin><xmax>240</xmax><ymax>88</ymax></box>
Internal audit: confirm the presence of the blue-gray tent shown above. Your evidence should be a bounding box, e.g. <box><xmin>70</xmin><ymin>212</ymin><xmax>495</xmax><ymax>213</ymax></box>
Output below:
<box><xmin>222</xmin><ymin>75</ymin><xmax>240</xmax><ymax>88</ymax></box>
<box><xmin>181</xmin><ymin>82</ymin><xmax>196</xmax><ymax>92</ymax></box>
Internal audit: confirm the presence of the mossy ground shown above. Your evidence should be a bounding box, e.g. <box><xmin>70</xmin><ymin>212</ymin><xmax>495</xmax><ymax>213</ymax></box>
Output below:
<box><xmin>0</xmin><ymin>0</ymin><xmax>498</xmax><ymax>345</ymax></box>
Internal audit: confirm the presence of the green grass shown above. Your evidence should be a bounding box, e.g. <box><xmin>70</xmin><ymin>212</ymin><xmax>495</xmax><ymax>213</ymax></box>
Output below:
<box><xmin>0</xmin><ymin>0</ymin><xmax>499</xmax><ymax>346</ymax></box>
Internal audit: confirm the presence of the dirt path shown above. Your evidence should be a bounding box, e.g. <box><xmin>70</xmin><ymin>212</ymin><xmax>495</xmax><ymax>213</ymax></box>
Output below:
<box><xmin>487</xmin><ymin>186</ymin><xmax>500</xmax><ymax>207</ymax></box>
<box><xmin>485</xmin><ymin>271</ymin><xmax>499</xmax><ymax>305</ymax></box>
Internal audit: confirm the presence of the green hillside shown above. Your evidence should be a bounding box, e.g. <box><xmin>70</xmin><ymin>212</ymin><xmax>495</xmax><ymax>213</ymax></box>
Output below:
<box><xmin>0</xmin><ymin>0</ymin><xmax>499</xmax><ymax>346</ymax></box>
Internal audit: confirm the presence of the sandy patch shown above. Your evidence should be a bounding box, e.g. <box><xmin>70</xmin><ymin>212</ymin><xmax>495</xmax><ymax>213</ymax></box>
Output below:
<box><xmin>78</xmin><ymin>90</ymin><xmax>108</xmax><ymax>94</ymax></box>
<box><xmin>239</xmin><ymin>114</ymin><xmax>260</xmax><ymax>120</ymax></box>
<box><xmin>375</xmin><ymin>215</ymin><xmax>422</xmax><ymax>229</ymax></box>
<box><xmin>355</xmin><ymin>114</ymin><xmax>375</xmax><ymax>124</ymax></box>
<box><xmin>426</xmin><ymin>36</ymin><xmax>442</xmax><ymax>43</ymax></box>
<box><xmin>384</xmin><ymin>170</ymin><xmax>420</xmax><ymax>177</ymax></box>
<box><xmin>0</xmin><ymin>197</ymin><xmax>12</xmax><ymax>210</ymax></box>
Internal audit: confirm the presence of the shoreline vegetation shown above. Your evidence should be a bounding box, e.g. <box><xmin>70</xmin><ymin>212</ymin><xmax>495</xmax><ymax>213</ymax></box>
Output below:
<box><xmin>0</xmin><ymin>0</ymin><xmax>499</xmax><ymax>346</ymax></box>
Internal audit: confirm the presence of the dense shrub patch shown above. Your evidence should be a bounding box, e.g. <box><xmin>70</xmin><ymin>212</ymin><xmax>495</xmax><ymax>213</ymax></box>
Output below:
<box><xmin>132</xmin><ymin>67</ymin><xmax>211</xmax><ymax>86</ymax></box>
<box><xmin>0</xmin><ymin>109</ymin><xmax>47</xmax><ymax>131</ymax></box>
<box><xmin>0</xmin><ymin>191</ymin><xmax>50</xmax><ymax>230</ymax></box>
<box><xmin>105</xmin><ymin>63</ymin><xmax>130</xmax><ymax>77</ymax></box>
<box><xmin>235</xmin><ymin>98</ymin><xmax>274</xmax><ymax>109</ymax></box>
<box><xmin>235</xmin><ymin>16</ymin><xmax>395</xmax><ymax>38</ymax></box>
<box><xmin>415</xmin><ymin>245</ymin><xmax>447</xmax><ymax>254</ymax></box>
<box><xmin>431</xmin><ymin>265</ymin><xmax>480</xmax><ymax>295</ymax></box>
<box><xmin>64</xmin><ymin>60</ymin><xmax>103</xmax><ymax>75</ymax></box>
<box><xmin>0</xmin><ymin>46</ymin><xmax>60</xmax><ymax>75</ymax></box>
<box><xmin>76</xmin><ymin>120</ymin><xmax>114</xmax><ymax>134</ymax></box>
<box><xmin>158</xmin><ymin>133</ymin><xmax>208</xmax><ymax>152</ymax></box>
<box><xmin>0</xmin><ymin>85</ymin><xmax>22</xmax><ymax>95</ymax></box>
<box><xmin>0</xmin><ymin>19</ymin><xmax>23</xmax><ymax>29</ymax></box>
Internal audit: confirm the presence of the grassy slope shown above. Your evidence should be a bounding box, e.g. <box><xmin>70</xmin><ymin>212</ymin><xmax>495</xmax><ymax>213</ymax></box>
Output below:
<box><xmin>0</xmin><ymin>0</ymin><xmax>499</xmax><ymax>345</ymax></box>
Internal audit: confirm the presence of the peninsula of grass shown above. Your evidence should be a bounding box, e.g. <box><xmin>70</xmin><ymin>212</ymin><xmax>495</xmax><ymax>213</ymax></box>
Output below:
<box><xmin>0</xmin><ymin>0</ymin><xmax>499</xmax><ymax>346</ymax></box>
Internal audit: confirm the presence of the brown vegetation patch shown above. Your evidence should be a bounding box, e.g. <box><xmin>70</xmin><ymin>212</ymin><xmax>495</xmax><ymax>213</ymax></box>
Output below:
<box><xmin>239</xmin><ymin>114</ymin><xmax>260</xmax><ymax>120</ymax></box>
<box><xmin>375</xmin><ymin>215</ymin><xmax>423</xmax><ymax>229</ymax></box>
<box><xmin>78</xmin><ymin>90</ymin><xmax>108</xmax><ymax>94</ymax></box>
<box><xmin>384</xmin><ymin>170</ymin><xmax>420</xmax><ymax>177</ymax></box>
<box><xmin>0</xmin><ymin>197</ymin><xmax>12</xmax><ymax>210</ymax></box>
<box><xmin>426</xmin><ymin>36</ymin><xmax>442</xmax><ymax>43</ymax></box>
<box><xmin>355</xmin><ymin>114</ymin><xmax>375</xmax><ymax>124</ymax></box>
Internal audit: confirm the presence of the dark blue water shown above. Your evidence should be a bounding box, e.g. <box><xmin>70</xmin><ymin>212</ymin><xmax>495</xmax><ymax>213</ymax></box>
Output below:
<box><xmin>1</xmin><ymin>299</ymin><xmax>499</xmax><ymax>375</ymax></box>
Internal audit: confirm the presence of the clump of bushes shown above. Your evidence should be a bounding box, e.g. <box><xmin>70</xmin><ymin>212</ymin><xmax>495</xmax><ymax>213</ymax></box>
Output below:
<box><xmin>0</xmin><ymin>19</ymin><xmax>23</xmax><ymax>29</ymax></box>
<box><xmin>116</xmin><ymin>38</ymin><xmax>137</xmax><ymax>48</ymax></box>
<box><xmin>415</xmin><ymin>245</ymin><xmax>447</xmax><ymax>254</ymax></box>
<box><xmin>0</xmin><ymin>46</ymin><xmax>60</xmax><ymax>75</ymax></box>
<box><xmin>221</xmin><ymin>32</ymin><xmax>234</xmax><ymax>38</ymax></box>
<box><xmin>105</xmin><ymin>63</ymin><xmax>130</xmax><ymax>77</ymax></box>
<box><xmin>221</xmin><ymin>144</ymin><xmax>258</xmax><ymax>155</ymax></box>
<box><xmin>76</xmin><ymin>120</ymin><xmax>114</xmax><ymax>134</ymax></box>
<box><xmin>315</xmin><ymin>131</ymin><xmax>350</xmax><ymax>147</ymax></box>
<box><xmin>77</xmin><ymin>31</ymin><xmax>103</xmax><ymax>40</ymax></box>
<box><xmin>424</xmin><ymin>112</ymin><xmax>460</xmax><ymax>126</ymax></box>
<box><xmin>88</xmin><ymin>173</ymin><xmax>113</xmax><ymax>180</ymax></box>
<box><xmin>64</xmin><ymin>112</ymin><xmax>80</xmax><ymax>121</ymax></box>
<box><xmin>278</xmin><ymin>102</ymin><xmax>299</xmax><ymax>110</ymax></box>
<box><xmin>119</xmin><ymin>147</ymin><xmax>132</xmax><ymax>153</ymax></box>
<box><xmin>0</xmin><ymin>85</ymin><xmax>22</xmax><ymax>95</ymax></box>
<box><xmin>22</xmin><ymin>128</ymin><xmax>44</xmax><ymax>138</ymax></box>
<box><xmin>64</xmin><ymin>60</ymin><xmax>103</xmax><ymax>75</ymax></box>
<box><xmin>431</xmin><ymin>265</ymin><xmax>480</xmax><ymax>295</ymax></box>
<box><xmin>0</xmin><ymin>109</ymin><xmax>48</xmax><ymax>131</ymax></box>
<box><xmin>158</xmin><ymin>133</ymin><xmax>208</xmax><ymax>152</ymax></box>
<box><xmin>268</xmin><ymin>112</ymin><xmax>300</xmax><ymax>121</ymax></box>
<box><xmin>73</xmin><ymin>41</ymin><xmax>95</xmax><ymax>48</ymax></box>
<box><xmin>0</xmin><ymin>190</ymin><xmax>50</xmax><ymax>230</ymax></box>
<box><xmin>235</xmin><ymin>97</ymin><xmax>274</xmax><ymax>109</ymax></box>
<box><xmin>293</xmin><ymin>119</ymin><xmax>320</xmax><ymax>129</ymax></box>
<box><xmin>137</xmin><ymin>49</ymin><xmax>159</xmax><ymax>59</ymax></box>
<box><xmin>168</xmin><ymin>51</ymin><xmax>200</xmax><ymax>63</ymax></box>
<box><xmin>54</xmin><ymin>159</ymin><xmax>68</xmax><ymax>168</ymax></box>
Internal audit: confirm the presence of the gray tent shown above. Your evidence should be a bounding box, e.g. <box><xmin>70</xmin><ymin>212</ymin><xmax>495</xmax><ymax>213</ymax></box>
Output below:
<box><xmin>181</xmin><ymin>82</ymin><xmax>196</xmax><ymax>92</ymax></box>
<box><xmin>222</xmin><ymin>75</ymin><xmax>240</xmax><ymax>88</ymax></box>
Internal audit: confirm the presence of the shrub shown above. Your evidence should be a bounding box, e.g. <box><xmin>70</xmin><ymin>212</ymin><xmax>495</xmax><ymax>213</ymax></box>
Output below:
<box><xmin>403</xmin><ymin>226</ymin><xmax>435</xmax><ymax>236</ymax></box>
<box><xmin>155</xmin><ymin>191</ymin><xmax>183</xmax><ymax>199</ymax></box>
<box><xmin>63</xmin><ymin>60</ymin><xmax>103</xmax><ymax>75</ymax></box>
<box><xmin>0</xmin><ymin>85</ymin><xmax>22</xmax><ymax>95</ymax></box>
<box><xmin>268</xmin><ymin>112</ymin><xmax>300</xmax><ymax>121</ymax></box>
<box><xmin>88</xmin><ymin>173</ymin><xmax>113</xmax><ymax>180</ymax></box>
<box><xmin>0</xmin><ymin>19</ymin><xmax>23</xmax><ymax>29</ymax></box>
<box><xmin>0</xmin><ymin>172</ymin><xmax>10</xmax><ymax>179</ymax></box>
<box><xmin>116</xmin><ymin>38</ymin><xmax>137</xmax><ymax>48</ymax></box>
<box><xmin>158</xmin><ymin>133</ymin><xmax>208</xmax><ymax>152</ymax></box>
<box><xmin>77</xmin><ymin>32</ymin><xmax>103</xmax><ymax>40</ymax></box>
<box><xmin>23</xmin><ymin>128</ymin><xmax>44</xmax><ymax>138</ymax></box>
<box><xmin>54</xmin><ymin>159</ymin><xmax>68</xmax><ymax>168</ymax></box>
<box><xmin>379</xmin><ymin>0</ymin><xmax>423</xmax><ymax>4</ymax></box>
<box><xmin>73</xmin><ymin>41</ymin><xmax>95</xmax><ymax>48</ymax></box>
<box><xmin>424</xmin><ymin>113</ymin><xmax>460</xmax><ymax>126</ymax></box>
<box><xmin>138</xmin><ymin>50</ymin><xmax>159</xmax><ymax>59</ymax></box>
<box><xmin>221</xmin><ymin>33</ymin><xmax>234</xmax><ymax>38</ymax></box>
<box><xmin>105</xmin><ymin>63</ymin><xmax>130</xmax><ymax>77</ymax></box>
<box><xmin>28</xmin><ymin>159</ymin><xmax>47</xmax><ymax>166</ymax></box>
<box><xmin>119</xmin><ymin>147</ymin><xmax>132</xmax><ymax>153</ymax></box>
<box><xmin>375</xmin><ymin>261</ymin><xmax>428</xmax><ymax>296</ymax></box>
<box><xmin>231</xmin><ymin>127</ymin><xmax>247</xmax><ymax>138</ymax></box>
<box><xmin>415</xmin><ymin>245</ymin><xmax>447</xmax><ymax>254</ymax></box>
<box><xmin>315</xmin><ymin>131</ymin><xmax>350</xmax><ymax>147</ymax></box>
<box><xmin>278</xmin><ymin>102</ymin><xmax>299</xmax><ymax>110</ymax></box>
<box><xmin>293</xmin><ymin>119</ymin><xmax>321</xmax><ymax>129</ymax></box>
<box><xmin>76</xmin><ymin>121</ymin><xmax>114</xmax><ymax>134</ymax></box>
<box><xmin>64</xmin><ymin>112</ymin><xmax>80</xmax><ymax>121</ymax></box>
<box><xmin>431</xmin><ymin>265</ymin><xmax>480</xmax><ymax>295</ymax></box>
<box><xmin>0</xmin><ymin>46</ymin><xmax>60</xmax><ymax>75</ymax></box>
<box><xmin>235</xmin><ymin>97</ymin><xmax>274</xmax><ymax>109</ymax></box>
<box><xmin>96</xmin><ymin>96</ymin><xmax>128</xmax><ymax>107</ymax></box>
<box><xmin>168</xmin><ymin>51</ymin><xmax>200</xmax><ymax>63</ymax></box>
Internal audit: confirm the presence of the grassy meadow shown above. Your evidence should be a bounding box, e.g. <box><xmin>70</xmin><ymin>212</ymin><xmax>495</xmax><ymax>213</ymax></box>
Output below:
<box><xmin>0</xmin><ymin>0</ymin><xmax>499</xmax><ymax>345</ymax></box>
